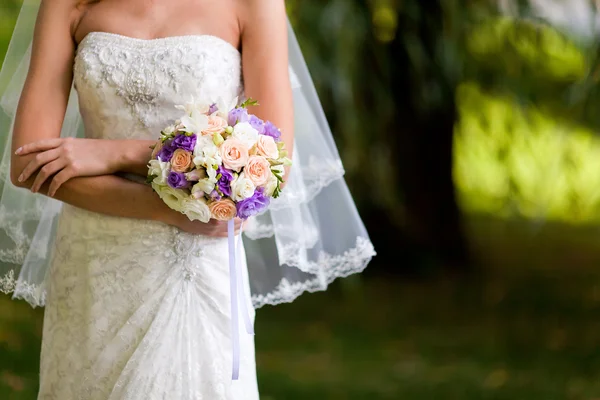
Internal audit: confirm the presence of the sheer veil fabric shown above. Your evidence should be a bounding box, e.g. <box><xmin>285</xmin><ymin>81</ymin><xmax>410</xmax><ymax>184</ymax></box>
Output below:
<box><xmin>0</xmin><ymin>0</ymin><xmax>375</xmax><ymax>308</ymax></box>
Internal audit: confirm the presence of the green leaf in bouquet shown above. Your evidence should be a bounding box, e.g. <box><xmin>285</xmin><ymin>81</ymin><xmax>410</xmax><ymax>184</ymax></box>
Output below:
<box><xmin>240</xmin><ymin>98</ymin><xmax>260</xmax><ymax>108</ymax></box>
<box><xmin>272</xmin><ymin>171</ymin><xmax>284</xmax><ymax>183</ymax></box>
<box><xmin>146</xmin><ymin>174</ymin><xmax>157</xmax><ymax>184</ymax></box>
<box><xmin>272</xmin><ymin>181</ymin><xmax>282</xmax><ymax>198</ymax></box>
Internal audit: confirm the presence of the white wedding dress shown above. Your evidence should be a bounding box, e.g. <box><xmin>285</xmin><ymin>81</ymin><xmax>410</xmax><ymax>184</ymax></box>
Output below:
<box><xmin>37</xmin><ymin>33</ymin><xmax>259</xmax><ymax>399</ymax></box>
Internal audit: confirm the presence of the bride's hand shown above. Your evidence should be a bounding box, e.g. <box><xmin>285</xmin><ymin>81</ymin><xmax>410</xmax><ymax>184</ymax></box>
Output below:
<box><xmin>170</xmin><ymin>214</ymin><xmax>244</xmax><ymax>237</ymax></box>
<box><xmin>15</xmin><ymin>138</ymin><xmax>123</xmax><ymax>196</ymax></box>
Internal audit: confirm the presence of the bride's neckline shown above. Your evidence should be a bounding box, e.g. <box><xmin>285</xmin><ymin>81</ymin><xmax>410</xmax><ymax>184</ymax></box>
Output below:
<box><xmin>77</xmin><ymin>31</ymin><xmax>241</xmax><ymax>55</ymax></box>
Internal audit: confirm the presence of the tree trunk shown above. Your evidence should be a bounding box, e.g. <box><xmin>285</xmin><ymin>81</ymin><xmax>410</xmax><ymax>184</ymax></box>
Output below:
<box><xmin>387</xmin><ymin>0</ymin><xmax>471</xmax><ymax>273</ymax></box>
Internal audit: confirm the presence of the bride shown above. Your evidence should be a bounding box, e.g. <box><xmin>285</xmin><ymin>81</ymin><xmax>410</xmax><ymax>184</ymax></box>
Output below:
<box><xmin>0</xmin><ymin>0</ymin><xmax>375</xmax><ymax>398</ymax></box>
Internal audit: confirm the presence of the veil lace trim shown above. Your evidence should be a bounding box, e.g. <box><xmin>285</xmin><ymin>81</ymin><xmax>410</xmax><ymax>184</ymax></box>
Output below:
<box><xmin>1</xmin><ymin>236</ymin><xmax>375</xmax><ymax>309</ymax></box>
<box><xmin>251</xmin><ymin>237</ymin><xmax>375</xmax><ymax>307</ymax></box>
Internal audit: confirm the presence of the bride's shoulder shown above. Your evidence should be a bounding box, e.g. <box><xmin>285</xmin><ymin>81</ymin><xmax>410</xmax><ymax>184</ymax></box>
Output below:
<box><xmin>235</xmin><ymin>0</ymin><xmax>286</xmax><ymax>29</ymax></box>
<box><xmin>38</xmin><ymin>0</ymin><xmax>87</xmax><ymax>36</ymax></box>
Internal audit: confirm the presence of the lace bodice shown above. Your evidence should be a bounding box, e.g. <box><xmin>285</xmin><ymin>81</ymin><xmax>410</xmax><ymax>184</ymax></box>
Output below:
<box><xmin>74</xmin><ymin>32</ymin><xmax>243</xmax><ymax>138</ymax></box>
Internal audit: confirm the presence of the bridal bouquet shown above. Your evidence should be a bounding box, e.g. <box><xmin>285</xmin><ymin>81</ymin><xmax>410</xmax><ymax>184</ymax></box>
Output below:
<box><xmin>147</xmin><ymin>98</ymin><xmax>291</xmax><ymax>222</ymax></box>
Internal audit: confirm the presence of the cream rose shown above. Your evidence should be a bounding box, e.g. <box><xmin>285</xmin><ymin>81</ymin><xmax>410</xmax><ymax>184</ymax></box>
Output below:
<box><xmin>255</xmin><ymin>135</ymin><xmax>279</xmax><ymax>159</ymax></box>
<box><xmin>152</xmin><ymin>183</ymin><xmax>185</xmax><ymax>212</ymax></box>
<box><xmin>231</xmin><ymin>173</ymin><xmax>256</xmax><ymax>201</ymax></box>
<box><xmin>209</xmin><ymin>199</ymin><xmax>238</xmax><ymax>221</ymax></box>
<box><xmin>245</xmin><ymin>156</ymin><xmax>272</xmax><ymax>187</ymax></box>
<box><xmin>170</xmin><ymin>149</ymin><xmax>194</xmax><ymax>172</ymax></box>
<box><xmin>201</xmin><ymin>115</ymin><xmax>228</xmax><ymax>136</ymax></box>
<box><xmin>181</xmin><ymin>197</ymin><xmax>211</xmax><ymax>223</ymax></box>
<box><xmin>219</xmin><ymin>138</ymin><xmax>249</xmax><ymax>172</ymax></box>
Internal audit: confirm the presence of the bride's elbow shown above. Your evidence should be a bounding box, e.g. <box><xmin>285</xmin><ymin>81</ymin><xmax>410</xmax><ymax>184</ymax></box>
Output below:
<box><xmin>10</xmin><ymin>160</ymin><xmax>29</xmax><ymax>189</ymax></box>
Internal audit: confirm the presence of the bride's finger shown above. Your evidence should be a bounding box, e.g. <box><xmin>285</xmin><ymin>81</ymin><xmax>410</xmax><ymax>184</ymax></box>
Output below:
<box><xmin>15</xmin><ymin>138</ymin><xmax>64</xmax><ymax>156</ymax></box>
<box><xmin>18</xmin><ymin>148</ymin><xmax>61</xmax><ymax>182</ymax></box>
<box><xmin>30</xmin><ymin>159</ymin><xmax>66</xmax><ymax>193</ymax></box>
<box><xmin>48</xmin><ymin>167</ymin><xmax>75</xmax><ymax>197</ymax></box>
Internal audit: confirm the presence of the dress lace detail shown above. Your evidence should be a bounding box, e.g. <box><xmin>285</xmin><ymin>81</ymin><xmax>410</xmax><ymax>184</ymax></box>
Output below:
<box><xmin>74</xmin><ymin>33</ymin><xmax>242</xmax><ymax>133</ymax></box>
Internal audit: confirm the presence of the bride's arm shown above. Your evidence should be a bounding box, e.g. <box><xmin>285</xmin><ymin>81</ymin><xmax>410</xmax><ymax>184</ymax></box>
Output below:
<box><xmin>239</xmin><ymin>0</ymin><xmax>294</xmax><ymax>154</ymax></box>
<box><xmin>9</xmin><ymin>0</ymin><xmax>232</xmax><ymax>236</ymax></box>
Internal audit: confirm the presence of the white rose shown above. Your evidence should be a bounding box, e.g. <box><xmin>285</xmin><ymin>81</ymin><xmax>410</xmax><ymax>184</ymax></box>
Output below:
<box><xmin>152</xmin><ymin>183</ymin><xmax>186</xmax><ymax>213</ymax></box>
<box><xmin>180</xmin><ymin>197</ymin><xmax>211</xmax><ymax>223</ymax></box>
<box><xmin>232</xmin><ymin>122</ymin><xmax>259</xmax><ymax>148</ymax></box>
<box><xmin>148</xmin><ymin>160</ymin><xmax>171</xmax><ymax>185</ymax></box>
<box><xmin>231</xmin><ymin>173</ymin><xmax>256</xmax><ymax>201</ymax></box>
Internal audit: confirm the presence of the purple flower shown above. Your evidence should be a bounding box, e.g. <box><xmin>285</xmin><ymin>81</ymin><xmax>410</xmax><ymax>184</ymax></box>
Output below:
<box><xmin>236</xmin><ymin>188</ymin><xmax>270</xmax><ymax>219</ymax></box>
<box><xmin>208</xmin><ymin>103</ymin><xmax>219</xmax><ymax>115</ymax></box>
<box><xmin>216</xmin><ymin>166</ymin><xmax>234</xmax><ymax>197</ymax></box>
<box><xmin>263</xmin><ymin>121</ymin><xmax>282</xmax><ymax>142</ymax></box>
<box><xmin>248</xmin><ymin>115</ymin><xmax>265</xmax><ymax>134</ymax></box>
<box><xmin>157</xmin><ymin>141</ymin><xmax>175</xmax><ymax>162</ymax></box>
<box><xmin>167</xmin><ymin>171</ymin><xmax>190</xmax><ymax>189</ymax></box>
<box><xmin>228</xmin><ymin>107</ymin><xmax>249</xmax><ymax>126</ymax></box>
<box><xmin>172</xmin><ymin>133</ymin><xmax>197</xmax><ymax>152</ymax></box>
<box><xmin>209</xmin><ymin>190</ymin><xmax>222</xmax><ymax>201</ymax></box>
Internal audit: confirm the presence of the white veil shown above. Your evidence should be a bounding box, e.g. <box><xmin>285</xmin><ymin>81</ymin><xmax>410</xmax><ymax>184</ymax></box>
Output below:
<box><xmin>0</xmin><ymin>0</ymin><xmax>376</xmax><ymax>308</ymax></box>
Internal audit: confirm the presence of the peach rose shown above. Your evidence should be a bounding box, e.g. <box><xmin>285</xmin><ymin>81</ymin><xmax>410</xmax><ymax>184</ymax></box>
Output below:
<box><xmin>201</xmin><ymin>115</ymin><xmax>228</xmax><ymax>136</ymax></box>
<box><xmin>255</xmin><ymin>135</ymin><xmax>279</xmax><ymax>159</ymax></box>
<box><xmin>209</xmin><ymin>198</ymin><xmax>238</xmax><ymax>221</ymax></box>
<box><xmin>170</xmin><ymin>148</ymin><xmax>194</xmax><ymax>172</ymax></box>
<box><xmin>219</xmin><ymin>138</ymin><xmax>249</xmax><ymax>172</ymax></box>
<box><xmin>151</xmin><ymin>141</ymin><xmax>163</xmax><ymax>159</ymax></box>
<box><xmin>245</xmin><ymin>155</ymin><xmax>272</xmax><ymax>187</ymax></box>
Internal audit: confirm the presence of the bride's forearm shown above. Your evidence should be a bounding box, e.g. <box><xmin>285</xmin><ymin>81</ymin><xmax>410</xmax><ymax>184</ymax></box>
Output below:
<box><xmin>113</xmin><ymin>139</ymin><xmax>156</xmax><ymax>176</ymax></box>
<box><xmin>18</xmin><ymin>172</ymin><xmax>177</xmax><ymax>225</ymax></box>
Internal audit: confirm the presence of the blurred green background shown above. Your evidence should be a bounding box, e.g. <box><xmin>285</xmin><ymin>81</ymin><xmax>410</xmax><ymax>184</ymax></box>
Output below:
<box><xmin>4</xmin><ymin>0</ymin><xmax>600</xmax><ymax>399</ymax></box>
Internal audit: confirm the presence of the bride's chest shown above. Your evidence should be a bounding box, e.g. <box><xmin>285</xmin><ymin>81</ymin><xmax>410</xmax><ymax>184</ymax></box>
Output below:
<box><xmin>73</xmin><ymin>33</ymin><xmax>242</xmax><ymax>135</ymax></box>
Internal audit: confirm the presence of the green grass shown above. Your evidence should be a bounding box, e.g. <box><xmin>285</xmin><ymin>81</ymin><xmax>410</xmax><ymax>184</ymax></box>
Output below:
<box><xmin>3</xmin><ymin>216</ymin><xmax>600</xmax><ymax>399</ymax></box>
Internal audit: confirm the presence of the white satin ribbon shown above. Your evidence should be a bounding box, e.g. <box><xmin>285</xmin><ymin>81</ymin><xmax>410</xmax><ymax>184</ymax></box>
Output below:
<box><xmin>227</xmin><ymin>219</ymin><xmax>254</xmax><ymax>380</ymax></box>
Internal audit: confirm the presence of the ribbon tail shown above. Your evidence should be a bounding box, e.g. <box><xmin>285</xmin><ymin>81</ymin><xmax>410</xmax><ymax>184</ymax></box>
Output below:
<box><xmin>228</xmin><ymin>220</ymin><xmax>240</xmax><ymax>380</ymax></box>
<box><xmin>235</xmin><ymin>222</ymin><xmax>255</xmax><ymax>335</ymax></box>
